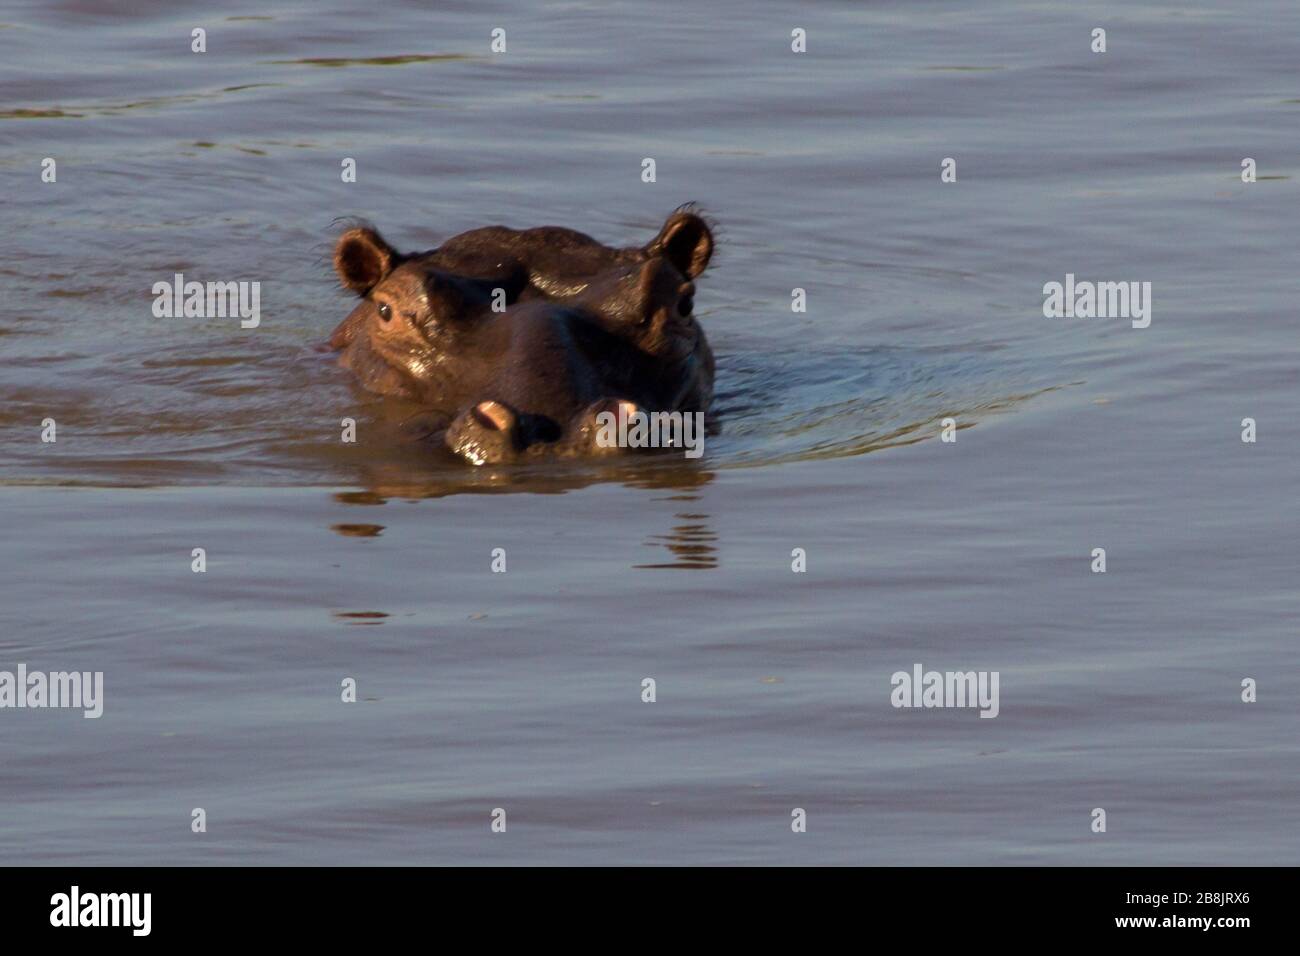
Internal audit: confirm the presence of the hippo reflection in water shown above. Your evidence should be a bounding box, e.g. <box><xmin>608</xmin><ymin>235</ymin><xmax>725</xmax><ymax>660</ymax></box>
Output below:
<box><xmin>327</xmin><ymin>207</ymin><xmax>715</xmax><ymax>465</ymax></box>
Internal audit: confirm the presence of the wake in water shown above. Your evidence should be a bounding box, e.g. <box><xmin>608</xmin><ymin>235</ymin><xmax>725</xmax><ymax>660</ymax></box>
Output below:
<box><xmin>0</xmin><ymin>294</ymin><xmax>1055</xmax><ymax>495</ymax></box>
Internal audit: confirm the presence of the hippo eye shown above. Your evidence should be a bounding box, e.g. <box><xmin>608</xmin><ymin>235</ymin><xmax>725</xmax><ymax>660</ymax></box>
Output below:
<box><xmin>677</xmin><ymin>296</ymin><xmax>693</xmax><ymax>317</ymax></box>
<box><xmin>376</xmin><ymin>302</ymin><xmax>392</xmax><ymax>322</ymax></box>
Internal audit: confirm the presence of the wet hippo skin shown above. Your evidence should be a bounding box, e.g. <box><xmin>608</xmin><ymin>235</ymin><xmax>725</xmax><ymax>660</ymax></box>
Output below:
<box><xmin>327</xmin><ymin>208</ymin><xmax>715</xmax><ymax>464</ymax></box>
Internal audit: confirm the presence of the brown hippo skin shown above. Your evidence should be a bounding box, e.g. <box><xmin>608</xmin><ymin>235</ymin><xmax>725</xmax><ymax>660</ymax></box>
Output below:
<box><xmin>328</xmin><ymin>206</ymin><xmax>711</xmax><ymax>350</ymax></box>
<box><xmin>326</xmin><ymin>209</ymin><xmax>715</xmax><ymax>464</ymax></box>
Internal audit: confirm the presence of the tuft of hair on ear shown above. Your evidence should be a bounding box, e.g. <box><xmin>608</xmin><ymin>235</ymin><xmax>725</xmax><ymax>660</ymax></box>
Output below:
<box><xmin>652</xmin><ymin>201</ymin><xmax>718</xmax><ymax>279</ymax></box>
<box><xmin>307</xmin><ymin>217</ymin><xmax>367</xmax><ymax>277</ymax></box>
<box><xmin>332</xmin><ymin>219</ymin><xmax>400</xmax><ymax>296</ymax></box>
<box><xmin>672</xmin><ymin>202</ymin><xmax>722</xmax><ymax>262</ymax></box>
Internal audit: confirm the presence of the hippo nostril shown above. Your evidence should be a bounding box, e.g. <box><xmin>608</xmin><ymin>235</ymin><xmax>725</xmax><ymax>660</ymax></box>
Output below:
<box><xmin>472</xmin><ymin>400</ymin><xmax>513</xmax><ymax>432</ymax></box>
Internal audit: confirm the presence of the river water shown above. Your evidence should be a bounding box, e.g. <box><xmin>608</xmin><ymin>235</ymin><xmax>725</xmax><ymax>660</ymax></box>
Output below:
<box><xmin>1</xmin><ymin>0</ymin><xmax>1296</xmax><ymax>864</ymax></box>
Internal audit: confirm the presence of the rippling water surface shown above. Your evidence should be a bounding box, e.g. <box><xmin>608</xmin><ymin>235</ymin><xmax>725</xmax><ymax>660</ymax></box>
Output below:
<box><xmin>1</xmin><ymin>0</ymin><xmax>1297</xmax><ymax>864</ymax></box>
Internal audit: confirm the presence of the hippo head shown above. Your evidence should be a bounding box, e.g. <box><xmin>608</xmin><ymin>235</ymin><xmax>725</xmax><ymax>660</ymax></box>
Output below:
<box><xmin>326</xmin><ymin>208</ymin><xmax>717</xmax><ymax>417</ymax></box>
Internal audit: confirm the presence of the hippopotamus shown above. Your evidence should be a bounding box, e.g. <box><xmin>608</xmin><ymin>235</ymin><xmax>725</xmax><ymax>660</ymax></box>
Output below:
<box><xmin>327</xmin><ymin>208</ymin><xmax>715</xmax><ymax>464</ymax></box>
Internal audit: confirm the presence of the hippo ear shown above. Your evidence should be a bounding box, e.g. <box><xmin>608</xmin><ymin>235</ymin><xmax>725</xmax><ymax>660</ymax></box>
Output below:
<box><xmin>334</xmin><ymin>227</ymin><xmax>398</xmax><ymax>294</ymax></box>
<box><xmin>646</xmin><ymin>209</ymin><xmax>713</xmax><ymax>279</ymax></box>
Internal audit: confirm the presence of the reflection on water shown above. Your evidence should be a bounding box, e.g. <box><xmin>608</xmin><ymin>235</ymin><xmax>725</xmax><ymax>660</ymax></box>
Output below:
<box><xmin>331</xmin><ymin>610</ymin><xmax>389</xmax><ymax>625</ymax></box>
<box><xmin>333</xmin><ymin>491</ymin><xmax>386</xmax><ymax>506</ymax></box>
<box><xmin>266</xmin><ymin>54</ymin><xmax>482</xmax><ymax>67</ymax></box>
<box><xmin>636</xmin><ymin>507</ymin><xmax>718</xmax><ymax>570</ymax></box>
<box><xmin>334</xmin><ymin>453</ymin><xmax>722</xmax><ymax>569</ymax></box>
<box><xmin>330</xmin><ymin>522</ymin><xmax>384</xmax><ymax>537</ymax></box>
<box><xmin>341</xmin><ymin>453</ymin><xmax>716</xmax><ymax>502</ymax></box>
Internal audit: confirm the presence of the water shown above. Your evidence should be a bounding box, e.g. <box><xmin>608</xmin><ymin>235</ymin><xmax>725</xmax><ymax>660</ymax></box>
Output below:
<box><xmin>1</xmin><ymin>0</ymin><xmax>1296</xmax><ymax>864</ymax></box>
